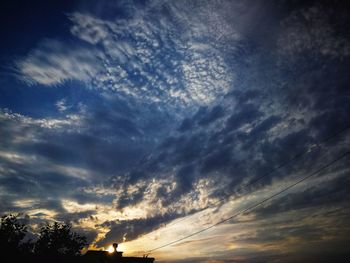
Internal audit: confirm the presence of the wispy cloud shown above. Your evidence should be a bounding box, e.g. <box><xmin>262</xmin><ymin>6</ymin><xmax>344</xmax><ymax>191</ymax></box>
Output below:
<box><xmin>15</xmin><ymin>40</ymin><xmax>105</xmax><ymax>86</ymax></box>
<box><xmin>15</xmin><ymin>1</ymin><xmax>240</xmax><ymax>107</ymax></box>
<box><xmin>55</xmin><ymin>98</ymin><xmax>70</xmax><ymax>113</ymax></box>
<box><xmin>2</xmin><ymin>1</ymin><xmax>350</xmax><ymax>262</ymax></box>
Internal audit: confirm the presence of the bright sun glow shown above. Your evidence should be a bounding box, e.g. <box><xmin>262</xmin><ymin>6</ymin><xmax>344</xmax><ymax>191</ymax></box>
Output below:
<box><xmin>107</xmin><ymin>245</ymin><xmax>114</xmax><ymax>253</ymax></box>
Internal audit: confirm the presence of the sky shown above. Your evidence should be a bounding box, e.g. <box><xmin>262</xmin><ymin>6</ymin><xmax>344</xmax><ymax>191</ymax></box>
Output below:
<box><xmin>0</xmin><ymin>0</ymin><xmax>350</xmax><ymax>262</ymax></box>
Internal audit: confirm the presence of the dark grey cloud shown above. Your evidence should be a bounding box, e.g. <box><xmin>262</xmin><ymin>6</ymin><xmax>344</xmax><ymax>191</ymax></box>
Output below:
<box><xmin>225</xmin><ymin>103</ymin><xmax>262</xmax><ymax>132</ymax></box>
<box><xmin>198</xmin><ymin>105</ymin><xmax>225</xmax><ymax>126</ymax></box>
<box><xmin>116</xmin><ymin>186</ymin><xmax>147</xmax><ymax>210</ymax></box>
<box><xmin>253</xmin><ymin>164</ymin><xmax>350</xmax><ymax>219</ymax></box>
<box><xmin>178</xmin><ymin>118</ymin><xmax>193</xmax><ymax>133</ymax></box>
<box><xmin>200</xmin><ymin>146</ymin><xmax>232</xmax><ymax>174</ymax></box>
<box><xmin>96</xmin><ymin>214</ymin><xmax>178</xmax><ymax>247</ymax></box>
<box><xmin>1</xmin><ymin>1</ymin><xmax>350</xmax><ymax>261</ymax></box>
<box><xmin>55</xmin><ymin>210</ymin><xmax>96</xmax><ymax>224</ymax></box>
<box><xmin>76</xmin><ymin>0</ymin><xmax>350</xmax><ymax>261</ymax></box>
<box><xmin>70</xmin><ymin>190</ymin><xmax>115</xmax><ymax>206</ymax></box>
<box><xmin>75</xmin><ymin>227</ymin><xmax>99</xmax><ymax>245</ymax></box>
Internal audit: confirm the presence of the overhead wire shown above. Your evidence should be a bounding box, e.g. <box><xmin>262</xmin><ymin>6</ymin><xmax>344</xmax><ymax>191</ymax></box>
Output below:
<box><xmin>143</xmin><ymin>149</ymin><xmax>350</xmax><ymax>254</ymax></box>
<box><xmin>165</xmin><ymin>124</ymin><xmax>350</xmax><ymax>228</ymax></box>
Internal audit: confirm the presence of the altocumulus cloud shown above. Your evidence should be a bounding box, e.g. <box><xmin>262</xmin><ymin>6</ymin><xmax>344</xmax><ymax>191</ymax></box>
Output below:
<box><xmin>16</xmin><ymin>1</ymin><xmax>240</xmax><ymax>107</ymax></box>
<box><xmin>1</xmin><ymin>0</ymin><xmax>350</xmax><ymax>262</ymax></box>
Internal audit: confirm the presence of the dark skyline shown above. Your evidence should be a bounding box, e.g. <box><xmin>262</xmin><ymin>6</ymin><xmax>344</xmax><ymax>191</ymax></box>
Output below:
<box><xmin>0</xmin><ymin>1</ymin><xmax>349</xmax><ymax>262</ymax></box>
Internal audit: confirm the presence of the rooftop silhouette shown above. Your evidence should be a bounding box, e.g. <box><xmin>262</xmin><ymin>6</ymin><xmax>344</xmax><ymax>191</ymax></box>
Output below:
<box><xmin>84</xmin><ymin>243</ymin><xmax>155</xmax><ymax>263</ymax></box>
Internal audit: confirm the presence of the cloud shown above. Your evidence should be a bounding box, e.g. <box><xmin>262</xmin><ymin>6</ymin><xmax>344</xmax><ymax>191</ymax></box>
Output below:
<box><xmin>198</xmin><ymin>106</ymin><xmax>225</xmax><ymax>126</ymax></box>
<box><xmin>122</xmin><ymin>150</ymin><xmax>350</xmax><ymax>259</ymax></box>
<box><xmin>225</xmin><ymin>103</ymin><xmax>262</xmax><ymax>131</ymax></box>
<box><xmin>69</xmin><ymin>12</ymin><xmax>109</xmax><ymax>45</ymax></box>
<box><xmin>15</xmin><ymin>40</ymin><xmax>105</xmax><ymax>86</ymax></box>
<box><xmin>55</xmin><ymin>99</ymin><xmax>70</xmax><ymax>113</ymax></box>
<box><xmin>15</xmin><ymin>1</ymin><xmax>239</xmax><ymax>107</ymax></box>
<box><xmin>252</xmin><ymin>164</ymin><xmax>350</xmax><ymax>219</ymax></box>
<box><xmin>278</xmin><ymin>5</ymin><xmax>350</xmax><ymax>60</ymax></box>
<box><xmin>96</xmin><ymin>214</ymin><xmax>178</xmax><ymax>247</ymax></box>
<box><xmin>0</xmin><ymin>103</ymin><xmax>159</xmax><ymax>221</ymax></box>
<box><xmin>2</xmin><ymin>1</ymin><xmax>350</xmax><ymax>261</ymax></box>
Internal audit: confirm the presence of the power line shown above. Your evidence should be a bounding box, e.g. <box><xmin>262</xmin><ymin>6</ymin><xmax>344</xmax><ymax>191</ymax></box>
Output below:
<box><xmin>144</xmin><ymin>150</ymin><xmax>350</xmax><ymax>254</ymax></box>
<box><xmin>166</xmin><ymin>124</ymin><xmax>350</xmax><ymax>228</ymax></box>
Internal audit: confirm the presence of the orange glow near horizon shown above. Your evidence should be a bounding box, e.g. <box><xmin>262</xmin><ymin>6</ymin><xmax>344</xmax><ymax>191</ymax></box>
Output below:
<box><xmin>106</xmin><ymin>243</ymin><xmax>125</xmax><ymax>254</ymax></box>
<box><xmin>107</xmin><ymin>245</ymin><xmax>115</xmax><ymax>253</ymax></box>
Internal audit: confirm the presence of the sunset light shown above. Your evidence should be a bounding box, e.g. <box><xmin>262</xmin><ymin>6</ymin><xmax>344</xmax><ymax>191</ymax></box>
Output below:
<box><xmin>0</xmin><ymin>0</ymin><xmax>349</xmax><ymax>262</ymax></box>
<box><xmin>107</xmin><ymin>245</ymin><xmax>115</xmax><ymax>254</ymax></box>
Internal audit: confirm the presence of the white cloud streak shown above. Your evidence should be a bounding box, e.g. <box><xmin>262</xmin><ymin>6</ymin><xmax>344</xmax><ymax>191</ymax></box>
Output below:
<box><xmin>15</xmin><ymin>1</ymin><xmax>241</xmax><ymax>107</ymax></box>
<box><xmin>16</xmin><ymin>40</ymin><xmax>105</xmax><ymax>86</ymax></box>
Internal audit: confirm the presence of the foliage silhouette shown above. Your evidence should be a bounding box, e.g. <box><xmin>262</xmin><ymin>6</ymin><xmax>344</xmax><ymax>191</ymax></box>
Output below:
<box><xmin>0</xmin><ymin>214</ymin><xmax>30</xmax><ymax>253</ymax></box>
<box><xmin>1</xmin><ymin>214</ymin><xmax>88</xmax><ymax>263</ymax></box>
<box><xmin>0</xmin><ymin>213</ymin><xmax>155</xmax><ymax>263</ymax></box>
<box><xmin>34</xmin><ymin>222</ymin><xmax>87</xmax><ymax>256</ymax></box>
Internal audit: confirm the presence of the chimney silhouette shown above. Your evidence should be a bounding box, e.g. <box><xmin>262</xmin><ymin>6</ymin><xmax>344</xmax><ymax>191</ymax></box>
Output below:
<box><xmin>112</xmin><ymin>243</ymin><xmax>118</xmax><ymax>253</ymax></box>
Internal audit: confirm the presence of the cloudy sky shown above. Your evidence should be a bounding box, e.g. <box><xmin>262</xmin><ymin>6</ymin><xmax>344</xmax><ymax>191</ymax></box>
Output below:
<box><xmin>1</xmin><ymin>0</ymin><xmax>350</xmax><ymax>262</ymax></box>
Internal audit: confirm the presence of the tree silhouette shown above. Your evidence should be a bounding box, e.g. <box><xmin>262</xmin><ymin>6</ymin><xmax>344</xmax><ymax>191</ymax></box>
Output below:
<box><xmin>0</xmin><ymin>214</ymin><xmax>28</xmax><ymax>253</ymax></box>
<box><xmin>34</xmin><ymin>222</ymin><xmax>87</xmax><ymax>257</ymax></box>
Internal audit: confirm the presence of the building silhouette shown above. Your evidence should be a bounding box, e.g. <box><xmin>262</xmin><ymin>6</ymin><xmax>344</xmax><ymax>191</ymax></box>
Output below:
<box><xmin>83</xmin><ymin>243</ymin><xmax>154</xmax><ymax>263</ymax></box>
